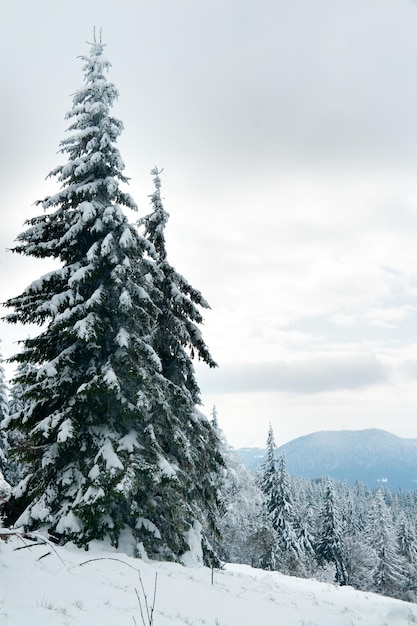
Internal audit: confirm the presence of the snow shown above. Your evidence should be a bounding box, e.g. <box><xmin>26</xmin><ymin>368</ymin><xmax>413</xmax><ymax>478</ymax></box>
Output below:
<box><xmin>117</xmin><ymin>431</ymin><xmax>141</xmax><ymax>453</ymax></box>
<box><xmin>73</xmin><ymin>312</ymin><xmax>97</xmax><ymax>340</ymax></box>
<box><xmin>97</xmin><ymin>439</ymin><xmax>124</xmax><ymax>472</ymax></box>
<box><xmin>181</xmin><ymin>520</ymin><xmax>204</xmax><ymax>567</ymax></box>
<box><xmin>0</xmin><ymin>472</ymin><xmax>11</xmax><ymax>502</ymax></box>
<box><xmin>57</xmin><ymin>418</ymin><xmax>74</xmax><ymax>443</ymax></box>
<box><xmin>136</xmin><ymin>518</ymin><xmax>161</xmax><ymax>539</ymax></box>
<box><xmin>119</xmin><ymin>226</ymin><xmax>134</xmax><ymax>248</ymax></box>
<box><xmin>115</xmin><ymin>327</ymin><xmax>130</xmax><ymax>347</ymax></box>
<box><xmin>80</xmin><ymin>486</ymin><xmax>106</xmax><ymax>504</ymax></box>
<box><xmin>1</xmin><ymin>536</ymin><xmax>417</xmax><ymax>625</ymax></box>
<box><xmin>119</xmin><ymin>289</ymin><xmax>133</xmax><ymax>309</ymax></box>
<box><xmin>101</xmin><ymin>232</ymin><xmax>115</xmax><ymax>256</ymax></box>
<box><xmin>55</xmin><ymin>512</ymin><xmax>84</xmax><ymax>535</ymax></box>
<box><xmin>102</xmin><ymin>365</ymin><xmax>120</xmax><ymax>391</ymax></box>
<box><xmin>68</xmin><ymin>264</ymin><xmax>93</xmax><ymax>287</ymax></box>
<box><xmin>37</xmin><ymin>363</ymin><xmax>58</xmax><ymax>379</ymax></box>
<box><xmin>157</xmin><ymin>454</ymin><xmax>178</xmax><ymax>478</ymax></box>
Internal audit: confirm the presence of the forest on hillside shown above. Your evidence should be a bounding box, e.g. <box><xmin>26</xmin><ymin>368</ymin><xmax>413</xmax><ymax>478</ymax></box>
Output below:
<box><xmin>1</xmin><ymin>36</ymin><xmax>417</xmax><ymax>606</ymax></box>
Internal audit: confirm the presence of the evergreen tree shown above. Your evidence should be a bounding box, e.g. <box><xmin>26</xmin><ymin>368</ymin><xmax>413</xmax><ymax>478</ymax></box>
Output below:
<box><xmin>315</xmin><ymin>479</ymin><xmax>348</xmax><ymax>585</ymax></box>
<box><xmin>0</xmin><ymin>343</ymin><xmax>11</xmax><ymax>504</ymax></box>
<box><xmin>210</xmin><ymin>405</ymin><xmax>218</xmax><ymax>429</ymax></box>
<box><xmin>0</xmin><ymin>344</ymin><xmax>9</xmax><ymax>467</ymax></box>
<box><xmin>3</xmin><ymin>39</ymin><xmax>221</xmax><ymax>560</ymax></box>
<box><xmin>274</xmin><ymin>453</ymin><xmax>303</xmax><ymax>575</ymax></box>
<box><xmin>396</xmin><ymin>512</ymin><xmax>417</xmax><ymax>600</ymax></box>
<box><xmin>260</xmin><ymin>424</ymin><xmax>279</xmax><ymax>525</ymax></box>
<box><xmin>292</xmin><ymin>482</ymin><xmax>316</xmax><ymax>576</ymax></box>
<box><xmin>138</xmin><ymin>167</ymin><xmax>224</xmax><ymax>559</ymax></box>
<box><xmin>217</xmin><ymin>448</ymin><xmax>264</xmax><ymax>565</ymax></box>
<box><xmin>368</xmin><ymin>489</ymin><xmax>408</xmax><ymax>599</ymax></box>
<box><xmin>257</xmin><ymin>424</ymin><xmax>279</xmax><ymax>569</ymax></box>
<box><xmin>3</xmin><ymin>359</ymin><xmax>35</xmax><ymax>487</ymax></box>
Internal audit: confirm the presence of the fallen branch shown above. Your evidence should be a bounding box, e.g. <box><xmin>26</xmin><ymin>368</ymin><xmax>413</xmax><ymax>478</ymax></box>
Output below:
<box><xmin>0</xmin><ymin>528</ymin><xmax>65</xmax><ymax>564</ymax></box>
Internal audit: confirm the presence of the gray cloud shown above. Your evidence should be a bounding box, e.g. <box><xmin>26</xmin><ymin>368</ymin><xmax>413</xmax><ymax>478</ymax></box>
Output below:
<box><xmin>199</xmin><ymin>353</ymin><xmax>389</xmax><ymax>395</ymax></box>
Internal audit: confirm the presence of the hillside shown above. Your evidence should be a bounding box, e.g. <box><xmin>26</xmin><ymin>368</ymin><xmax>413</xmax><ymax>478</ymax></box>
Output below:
<box><xmin>1</xmin><ymin>534</ymin><xmax>417</xmax><ymax>625</ymax></box>
<box><xmin>237</xmin><ymin>429</ymin><xmax>417</xmax><ymax>491</ymax></box>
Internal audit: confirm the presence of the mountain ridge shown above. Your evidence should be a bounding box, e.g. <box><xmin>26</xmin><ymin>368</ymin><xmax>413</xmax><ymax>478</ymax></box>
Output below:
<box><xmin>236</xmin><ymin>428</ymin><xmax>417</xmax><ymax>491</ymax></box>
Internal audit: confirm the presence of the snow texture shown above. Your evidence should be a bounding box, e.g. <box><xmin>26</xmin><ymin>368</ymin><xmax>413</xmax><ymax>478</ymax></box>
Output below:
<box><xmin>1</xmin><ymin>537</ymin><xmax>417</xmax><ymax>625</ymax></box>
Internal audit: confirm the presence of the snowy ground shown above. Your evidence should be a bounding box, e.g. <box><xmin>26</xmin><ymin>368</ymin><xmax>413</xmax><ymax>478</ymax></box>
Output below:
<box><xmin>1</xmin><ymin>534</ymin><xmax>417</xmax><ymax>625</ymax></box>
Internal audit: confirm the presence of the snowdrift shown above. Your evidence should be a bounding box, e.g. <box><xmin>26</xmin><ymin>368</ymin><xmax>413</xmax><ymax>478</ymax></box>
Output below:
<box><xmin>1</xmin><ymin>535</ymin><xmax>417</xmax><ymax>625</ymax></box>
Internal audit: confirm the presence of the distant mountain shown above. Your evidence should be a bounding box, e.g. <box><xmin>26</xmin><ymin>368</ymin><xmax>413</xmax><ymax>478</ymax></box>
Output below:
<box><xmin>236</xmin><ymin>429</ymin><xmax>417</xmax><ymax>492</ymax></box>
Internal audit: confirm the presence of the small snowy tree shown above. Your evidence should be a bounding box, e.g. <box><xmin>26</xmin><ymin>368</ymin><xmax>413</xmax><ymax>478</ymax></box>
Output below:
<box><xmin>315</xmin><ymin>479</ymin><xmax>348</xmax><ymax>585</ymax></box>
<box><xmin>259</xmin><ymin>424</ymin><xmax>279</xmax><ymax>524</ymax></box>
<box><xmin>217</xmin><ymin>447</ymin><xmax>264</xmax><ymax>565</ymax></box>
<box><xmin>256</xmin><ymin>424</ymin><xmax>280</xmax><ymax>569</ymax></box>
<box><xmin>0</xmin><ymin>344</ymin><xmax>12</xmax><ymax>510</ymax></box>
<box><xmin>273</xmin><ymin>453</ymin><xmax>303</xmax><ymax>575</ymax></box>
<box><xmin>396</xmin><ymin>512</ymin><xmax>417</xmax><ymax>601</ymax></box>
<box><xmin>367</xmin><ymin>489</ymin><xmax>408</xmax><ymax>599</ymax></box>
<box><xmin>0</xmin><ymin>345</ymin><xmax>9</xmax><ymax>465</ymax></box>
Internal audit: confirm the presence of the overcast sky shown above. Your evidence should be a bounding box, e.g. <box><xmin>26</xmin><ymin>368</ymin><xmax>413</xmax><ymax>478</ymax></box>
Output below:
<box><xmin>3</xmin><ymin>0</ymin><xmax>417</xmax><ymax>448</ymax></box>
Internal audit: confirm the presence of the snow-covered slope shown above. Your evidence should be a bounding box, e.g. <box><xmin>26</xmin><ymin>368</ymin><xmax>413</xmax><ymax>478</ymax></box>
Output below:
<box><xmin>238</xmin><ymin>429</ymin><xmax>417</xmax><ymax>490</ymax></box>
<box><xmin>1</xmin><ymin>535</ymin><xmax>417</xmax><ymax>625</ymax></box>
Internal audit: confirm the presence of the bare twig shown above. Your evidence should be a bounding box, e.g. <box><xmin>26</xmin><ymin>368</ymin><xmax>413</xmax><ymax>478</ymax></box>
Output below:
<box><xmin>0</xmin><ymin>529</ymin><xmax>65</xmax><ymax>564</ymax></box>
<box><xmin>71</xmin><ymin>556</ymin><xmax>139</xmax><ymax>572</ymax></box>
<box><xmin>135</xmin><ymin>572</ymin><xmax>158</xmax><ymax>626</ymax></box>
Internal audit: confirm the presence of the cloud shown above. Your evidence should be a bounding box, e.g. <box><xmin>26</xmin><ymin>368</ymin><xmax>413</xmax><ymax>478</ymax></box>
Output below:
<box><xmin>398</xmin><ymin>359</ymin><xmax>417</xmax><ymax>380</ymax></box>
<box><xmin>199</xmin><ymin>353</ymin><xmax>389</xmax><ymax>395</ymax></box>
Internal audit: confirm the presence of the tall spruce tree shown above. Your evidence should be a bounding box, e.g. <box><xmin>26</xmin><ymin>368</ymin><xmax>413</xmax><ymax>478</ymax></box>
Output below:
<box><xmin>137</xmin><ymin>168</ymin><xmax>224</xmax><ymax>559</ymax></box>
<box><xmin>260</xmin><ymin>423</ymin><xmax>279</xmax><ymax>523</ymax></box>
<box><xmin>3</xmin><ymin>39</ymin><xmax>222</xmax><ymax>560</ymax></box>
<box><xmin>257</xmin><ymin>424</ymin><xmax>280</xmax><ymax>569</ymax></box>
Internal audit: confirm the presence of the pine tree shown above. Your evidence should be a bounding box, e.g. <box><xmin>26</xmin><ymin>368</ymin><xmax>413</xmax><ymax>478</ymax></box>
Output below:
<box><xmin>140</xmin><ymin>167</ymin><xmax>217</xmax><ymax>391</ymax></box>
<box><xmin>257</xmin><ymin>424</ymin><xmax>280</xmax><ymax>569</ymax></box>
<box><xmin>3</xmin><ymin>39</ymin><xmax>222</xmax><ymax>559</ymax></box>
<box><xmin>315</xmin><ymin>479</ymin><xmax>348</xmax><ymax>585</ymax></box>
<box><xmin>0</xmin><ymin>343</ymin><xmax>11</xmax><ymax>505</ymax></box>
<box><xmin>396</xmin><ymin>512</ymin><xmax>417</xmax><ymax>600</ymax></box>
<box><xmin>292</xmin><ymin>480</ymin><xmax>316</xmax><ymax>576</ymax></box>
<box><xmin>217</xmin><ymin>447</ymin><xmax>264</xmax><ymax>565</ymax></box>
<box><xmin>3</xmin><ymin>359</ymin><xmax>35</xmax><ymax>487</ymax></box>
<box><xmin>260</xmin><ymin>424</ymin><xmax>278</xmax><ymax>523</ymax></box>
<box><xmin>368</xmin><ymin>489</ymin><xmax>408</xmax><ymax>599</ymax></box>
<box><xmin>138</xmin><ymin>168</ymin><xmax>224</xmax><ymax>560</ymax></box>
<box><xmin>274</xmin><ymin>453</ymin><xmax>303</xmax><ymax>575</ymax></box>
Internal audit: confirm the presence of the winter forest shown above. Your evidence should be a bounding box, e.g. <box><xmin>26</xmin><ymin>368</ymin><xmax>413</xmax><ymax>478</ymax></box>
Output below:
<box><xmin>1</xmin><ymin>37</ymin><xmax>417</xmax><ymax>606</ymax></box>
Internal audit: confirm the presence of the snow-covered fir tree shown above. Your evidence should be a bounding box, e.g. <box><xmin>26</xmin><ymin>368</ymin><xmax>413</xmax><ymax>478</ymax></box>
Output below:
<box><xmin>315</xmin><ymin>479</ymin><xmax>348</xmax><ymax>585</ymax></box>
<box><xmin>217</xmin><ymin>445</ymin><xmax>264</xmax><ymax>566</ymax></box>
<box><xmin>3</xmin><ymin>359</ymin><xmax>35</xmax><ymax>488</ymax></box>
<box><xmin>3</xmin><ymin>39</ymin><xmax>222</xmax><ymax>560</ymax></box>
<box><xmin>368</xmin><ymin>488</ymin><xmax>408</xmax><ymax>599</ymax></box>
<box><xmin>0</xmin><ymin>343</ymin><xmax>11</xmax><ymax>505</ymax></box>
<box><xmin>138</xmin><ymin>167</ymin><xmax>224</xmax><ymax>559</ymax></box>
<box><xmin>256</xmin><ymin>424</ymin><xmax>280</xmax><ymax>569</ymax></box>
<box><xmin>0</xmin><ymin>344</ymin><xmax>9</xmax><ymax>460</ymax></box>
<box><xmin>273</xmin><ymin>453</ymin><xmax>303</xmax><ymax>575</ymax></box>
<box><xmin>259</xmin><ymin>424</ymin><xmax>279</xmax><ymax>525</ymax></box>
<box><xmin>396</xmin><ymin>512</ymin><xmax>417</xmax><ymax>600</ymax></box>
